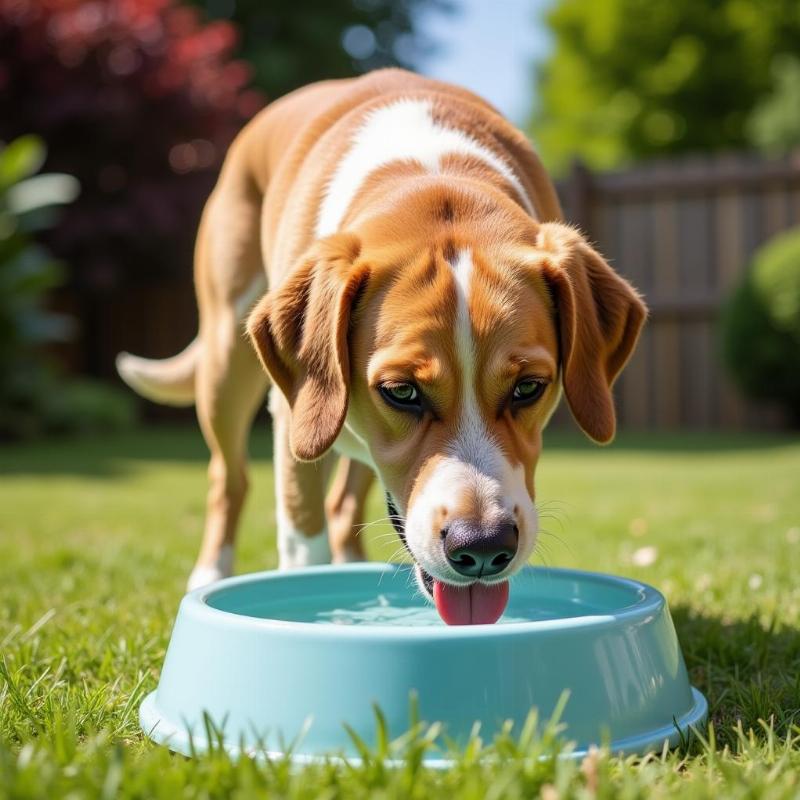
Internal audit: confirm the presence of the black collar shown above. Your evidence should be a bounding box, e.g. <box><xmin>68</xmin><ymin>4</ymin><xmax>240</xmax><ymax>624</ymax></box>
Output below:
<box><xmin>385</xmin><ymin>492</ymin><xmax>406</xmax><ymax>539</ymax></box>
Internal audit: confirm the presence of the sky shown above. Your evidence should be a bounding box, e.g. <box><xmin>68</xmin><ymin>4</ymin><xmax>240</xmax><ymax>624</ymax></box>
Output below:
<box><xmin>414</xmin><ymin>0</ymin><xmax>553</xmax><ymax>127</ymax></box>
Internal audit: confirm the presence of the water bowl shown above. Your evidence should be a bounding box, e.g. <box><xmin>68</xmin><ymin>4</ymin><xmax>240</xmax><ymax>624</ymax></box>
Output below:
<box><xmin>140</xmin><ymin>563</ymin><xmax>706</xmax><ymax>762</ymax></box>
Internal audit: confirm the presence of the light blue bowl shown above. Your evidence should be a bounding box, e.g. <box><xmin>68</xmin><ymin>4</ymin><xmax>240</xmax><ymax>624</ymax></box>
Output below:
<box><xmin>140</xmin><ymin>563</ymin><xmax>706</xmax><ymax>762</ymax></box>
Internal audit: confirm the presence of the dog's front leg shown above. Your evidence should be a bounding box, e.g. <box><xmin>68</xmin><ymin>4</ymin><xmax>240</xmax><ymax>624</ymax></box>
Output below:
<box><xmin>326</xmin><ymin>457</ymin><xmax>375</xmax><ymax>563</ymax></box>
<box><xmin>270</xmin><ymin>390</ymin><xmax>335</xmax><ymax>568</ymax></box>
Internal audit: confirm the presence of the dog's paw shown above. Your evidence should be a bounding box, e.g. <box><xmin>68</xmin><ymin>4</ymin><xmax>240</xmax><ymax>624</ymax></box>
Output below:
<box><xmin>186</xmin><ymin>545</ymin><xmax>233</xmax><ymax>591</ymax></box>
<box><xmin>278</xmin><ymin>528</ymin><xmax>331</xmax><ymax>569</ymax></box>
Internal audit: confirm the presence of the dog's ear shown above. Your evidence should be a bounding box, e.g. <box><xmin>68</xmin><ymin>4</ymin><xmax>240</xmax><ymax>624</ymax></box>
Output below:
<box><xmin>534</xmin><ymin>223</ymin><xmax>647</xmax><ymax>444</ymax></box>
<box><xmin>247</xmin><ymin>233</ymin><xmax>368</xmax><ymax>461</ymax></box>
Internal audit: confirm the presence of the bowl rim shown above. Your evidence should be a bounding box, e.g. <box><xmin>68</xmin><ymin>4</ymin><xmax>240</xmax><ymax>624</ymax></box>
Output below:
<box><xmin>188</xmin><ymin>563</ymin><xmax>666</xmax><ymax>641</ymax></box>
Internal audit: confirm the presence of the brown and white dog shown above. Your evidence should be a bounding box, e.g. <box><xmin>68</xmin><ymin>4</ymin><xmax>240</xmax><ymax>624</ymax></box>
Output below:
<box><xmin>117</xmin><ymin>69</ymin><xmax>646</xmax><ymax>625</ymax></box>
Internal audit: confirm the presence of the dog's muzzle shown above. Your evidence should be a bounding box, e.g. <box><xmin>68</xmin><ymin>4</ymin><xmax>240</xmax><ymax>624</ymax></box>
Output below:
<box><xmin>385</xmin><ymin>493</ymin><xmax>511</xmax><ymax>625</ymax></box>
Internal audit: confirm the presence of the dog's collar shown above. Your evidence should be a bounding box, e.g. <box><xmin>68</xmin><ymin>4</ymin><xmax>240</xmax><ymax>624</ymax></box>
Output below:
<box><xmin>385</xmin><ymin>492</ymin><xmax>405</xmax><ymax>537</ymax></box>
<box><xmin>386</xmin><ymin>492</ymin><xmax>434</xmax><ymax>597</ymax></box>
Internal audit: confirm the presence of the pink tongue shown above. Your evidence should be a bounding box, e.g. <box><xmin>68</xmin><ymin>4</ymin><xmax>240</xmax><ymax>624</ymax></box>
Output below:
<box><xmin>433</xmin><ymin>580</ymin><xmax>509</xmax><ymax>625</ymax></box>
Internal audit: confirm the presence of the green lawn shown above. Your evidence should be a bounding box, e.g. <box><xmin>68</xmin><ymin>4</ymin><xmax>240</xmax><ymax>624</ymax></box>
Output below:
<box><xmin>1</xmin><ymin>427</ymin><xmax>799</xmax><ymax>798</ymax></box>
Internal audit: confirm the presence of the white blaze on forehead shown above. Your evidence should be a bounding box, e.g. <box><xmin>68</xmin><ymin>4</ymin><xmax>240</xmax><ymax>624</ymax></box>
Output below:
<box><xmin>449</xmin><ymin>249</ymin><xmax>501</xmax><ymax>474</ymax></box>
<box><xmin>316</xmin><ymin>98</ymin><xmax>533</xmax><ymax>237</ymax></box>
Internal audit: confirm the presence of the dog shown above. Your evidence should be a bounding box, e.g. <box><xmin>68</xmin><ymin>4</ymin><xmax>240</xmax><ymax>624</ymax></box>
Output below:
<box><xmin>117</xmin><ymin>69</ymin><xmax>646</xmax><ymax>625</ymax></box>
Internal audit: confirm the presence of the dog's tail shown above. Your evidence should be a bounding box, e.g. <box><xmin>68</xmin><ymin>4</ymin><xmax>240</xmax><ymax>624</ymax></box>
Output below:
<box><xmin>116</xmin><ymin>339</ymin><xmax>200</xmax><ymax>407</ymax></box>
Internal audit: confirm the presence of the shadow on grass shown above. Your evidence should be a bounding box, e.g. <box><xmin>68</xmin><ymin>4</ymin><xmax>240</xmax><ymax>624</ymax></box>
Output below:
<box><xmin>3</xmin><ymin>425</ymin><xmax>798</xmax><ymax>479</ymax></box>
<box><xmin>0</xmin><ymin>424</ymin><xmax>274</xmax><ymax>478</ymax></box>
<box><xmin>671</xmin><ymin>604</ymin><xmax>800</xmax><ymax>743</ymax></box>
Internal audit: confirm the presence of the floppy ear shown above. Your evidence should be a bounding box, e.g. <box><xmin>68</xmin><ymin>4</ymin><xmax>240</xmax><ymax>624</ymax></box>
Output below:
<box><xmin>535</xmin><ymin>223</ymin><xmax>647</xmax><ymax>444</ymax></box>
<box><xmin>246</xmin><ymin>233</ymin><xmax>368</xmax><ymax>461</ymax></box>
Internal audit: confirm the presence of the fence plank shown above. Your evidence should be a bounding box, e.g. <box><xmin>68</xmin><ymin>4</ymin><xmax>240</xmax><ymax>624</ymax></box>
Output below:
<box><xmin>650</xmin><ymin>196</ymin><xmax>681</xmax><ymax>429</ymax></box>
<box><xmin>652</xmin><ymin>322</ymin><xmax>681</xmax><ymax>428</ymax></box>
<box><xmin>764</xmin><ymin>185</ymin><xmax>789</xmax><ymax>237</ymax></box>
<box><xmin>555</xmin><ymin>151</ymin><xmax>800</xmax><ymax>431</ymax></box>
<box><xmin>714</xmin><ymin>190</ymin><xmax>748</xmax><ymax>427</ymax></box>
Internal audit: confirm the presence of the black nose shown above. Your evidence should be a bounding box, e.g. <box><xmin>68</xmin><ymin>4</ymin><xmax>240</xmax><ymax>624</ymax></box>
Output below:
<box><xmin>443</xmin><ymin>519</ymin><xmax>519</xmax><ymax>578</ymax></box>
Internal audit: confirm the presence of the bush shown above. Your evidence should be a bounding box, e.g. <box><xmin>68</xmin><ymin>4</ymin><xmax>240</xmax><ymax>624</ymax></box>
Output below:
<box><xmin>721</xmin><ymin>227</ymin><xmax>800</xmax><ymax>424</ymax></box>
<box><xmin>0</xmin><ymin>134</ymin><xmax>135</xmax><ymax>439</ymax></box>
<box><xmin>43</xmin><ymin>378</ymin><xmax>137</xmax><ymax>434</ymax></box>
<box><xmin>0</xmin><ymin>0</ymin><xmax>262</xmax><ymax>293</ymax></box>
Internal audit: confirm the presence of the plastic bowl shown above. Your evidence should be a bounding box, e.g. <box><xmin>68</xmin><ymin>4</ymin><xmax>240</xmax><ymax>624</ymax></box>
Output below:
<box><xmin>140</xmin><ymin>563</ymin><xmax>706</xmax><ymax>762</ymax></box>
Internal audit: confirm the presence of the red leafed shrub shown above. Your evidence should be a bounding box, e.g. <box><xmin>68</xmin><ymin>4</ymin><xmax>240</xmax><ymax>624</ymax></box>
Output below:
<box><xmin>0</xmin><ymin>0</ymin><xmax>263</xmax><ymax>292</ymax></box>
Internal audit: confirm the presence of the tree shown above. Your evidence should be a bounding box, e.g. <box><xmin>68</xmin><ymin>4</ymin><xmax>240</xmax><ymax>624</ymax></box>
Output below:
<box><xmin>530</xmin><ymin>0</ymin><xmax>800</xmax><ymax>174</ymax></box>
<box><xmin>0</xmin><ymin>0</ymin><xmax>261</xmax><ymax>295</ymax></box>
<box><xmin>748</xmin><ymin>55</ymin><xmax>800</xmax><ymax>154</ymax></box>
<box><xmin>0</xmin><ymin>0</ymin><xmax>263</xmax><ymax>376</ymax></box>
<box><xmin>189</xmin><ymin>0</ymin><xmax>448</xmax><ymax>101</ymax></box>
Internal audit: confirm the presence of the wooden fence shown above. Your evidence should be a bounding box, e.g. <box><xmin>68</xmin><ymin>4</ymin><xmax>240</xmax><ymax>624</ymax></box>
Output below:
<box><xmin>60</xmin><ymin>151</ymin><xmax>800</xmax><ymax>429</ymax></box>
<box><xmin>552</xmin><ymin>152</ymin><xmax>800</xmax><ymax>431</ymax></box>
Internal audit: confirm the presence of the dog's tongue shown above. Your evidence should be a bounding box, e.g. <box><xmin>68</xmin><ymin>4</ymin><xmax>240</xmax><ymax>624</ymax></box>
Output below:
<box><xmin>433</xmin><ymin>580</ymin><xmax>509</xmax><ymax>625</ymax></box>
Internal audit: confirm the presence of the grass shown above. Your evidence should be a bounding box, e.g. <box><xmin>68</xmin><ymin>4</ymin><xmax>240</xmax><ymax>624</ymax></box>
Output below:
<box><xmin>1</xmin><ymin>425</ymin><xmax>800</xmax><ymax>798</ymax></box>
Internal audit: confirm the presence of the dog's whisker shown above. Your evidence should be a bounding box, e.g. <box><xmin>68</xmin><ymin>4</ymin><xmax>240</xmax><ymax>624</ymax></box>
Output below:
<box><xmin>529</xmin><ymin>542</ymin><xmax>553</xmax><ymax>570</ymax></box>
<box><xmin>536</xmin><ymin>499</ymin><xmax>573</xmax><ymax>525</ymax></box>
<box><xmin>365</xmin><ymin>534</ymin><xmax>406</xmax><ymax>549</ymax></box>
<box><xmin>351</xmin><ymin>517</ymin><xmax>403</xmax><ymax>534</ymax></box>
<box><xmin>539</xmin><ymin>519</ymin><xmax>559</xmax><ymax>536</ymax></box>
<box><xmin>356</xmin><ymin>522</ymin><xmax>397</xmax><ymax>536</ymax></box>
<box><xmin>539</xmin><ymin>532</ymin><xmax>572</xmax><ymax>555</ymax></box>
<box><xmin>530</xmin><ymin>540</ymin><xmax>550</xmax><ymax>566</ymax></box>
<box><xmin>537</xmin><ymin>508</ymin><xmax>565</xmax><ymax>519</ymax></box>
<box><xmin>356</xmin><ymin>521</ymin><xmax>406</xmax><ymax>536</ymax></box>
<box><xmin>383</xmin><ymin>542</ymin><xmax>412</xmax><ymax>563</ymax></box>
<box><xmin>533</xmin><ymin>534</ymin><xmax>556</xmax><ymax>559</ymax></box>
<box><xmin>537</xmin><ymin>516</ymin><xmax>567</xmax><ymax>535</ymax></box>
<box><xmin>362</xmin><ymin>530</ymin><xmax>402</xmax><ymax>542</ymax></box>
<box><xmin>352</xmin><ymin>515</ymin><xmax>403</xmax><ymax>528</ymax></box>
<box><xmin>537</xmin><ymin>498</ymin><xmax>573</xmax><ymax>510</ymax></box>
<box><xmin>537</xmin><ymin>525</ymin><xmax>575</xmax><ymax>558</ymax></box>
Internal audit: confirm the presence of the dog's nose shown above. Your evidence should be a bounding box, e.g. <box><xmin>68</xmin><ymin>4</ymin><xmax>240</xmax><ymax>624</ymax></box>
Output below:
<box><xmin>443</xmin><ymin>519</ymin><xmax>519</xmax><ymax>578</ymax></box>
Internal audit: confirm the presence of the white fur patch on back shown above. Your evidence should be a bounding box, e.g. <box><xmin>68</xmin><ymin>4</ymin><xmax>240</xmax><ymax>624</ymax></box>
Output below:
<box><xmin>316</xmin><ymin>99</ymin><xmax>533</xmax><ymax>237</ymax></box>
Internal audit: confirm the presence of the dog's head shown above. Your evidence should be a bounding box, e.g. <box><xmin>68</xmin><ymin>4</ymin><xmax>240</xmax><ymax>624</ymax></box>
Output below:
<box><xmin>248</xmin><ymin>203</ymin><xmax>646</xmax><ymax>625</ymax></box>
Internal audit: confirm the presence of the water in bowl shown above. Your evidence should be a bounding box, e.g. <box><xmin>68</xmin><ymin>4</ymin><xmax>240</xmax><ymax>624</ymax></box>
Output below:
<box><xmin>205</xmin><ymin>567</ymin><xmax>626</xmax><ymax>627</ymax></box>
<box><xmin>268</xmin><ymin>592</ymin><xmax>582</xmax><ymax>626</ymax></box>
<box><xmin>206</xmin><ymin>581</ymin><xmax>605</xmax><ymax>628</ymax></box>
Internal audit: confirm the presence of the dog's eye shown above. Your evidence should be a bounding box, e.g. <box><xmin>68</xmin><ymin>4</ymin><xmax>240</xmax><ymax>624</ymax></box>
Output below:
<box><xmin>512</xmin><ymin>378</ymin><xmax>546</xmax><ymax>406</ymax></box>
<box><xmin>379</xmin><ymin>382</ymin><xmax>421</xmax><ymax>411</ymax></box>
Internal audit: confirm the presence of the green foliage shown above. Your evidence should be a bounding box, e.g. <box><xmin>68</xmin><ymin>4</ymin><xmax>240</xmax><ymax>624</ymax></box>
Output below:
<box><xmin>2</xmin><ymin>428</ymin><xmax>800</xmax><ymax>796</ymax></box>
<box><xmin>0</xmin><ymin>0</ymin><xmax>258</xmax><ymax>295</ymax></box>
<box><xmin>0</xmin><ymin>135</ymin><xmax>76</xmax><ymax>438</ymax></box>
<box><xmin>721</xmin><ymin>228</ymin><xmax>800</xmax><ymax>424</ymax></box>
<box><xmin>0</xmin><ymin>136</ymin><xmax>135</xmax><ymax>439</ymax></box>
<box><xmin>191</xmin><ymin>0</ymin><xmax>448</xmax><ymax>100</ymax></box>
<box><xmin>42</xmin><ymin>379</ymin><xmax>137</xmax><ymax>436</ymax></box>
<box><xmin>530</xmin><ymin>0</ymin><xmax>800</xmax><ymax>174</ymax></box>
<box><xmin>748</xmin><ymin>55</ymin><xmax>800</xmax><ymax>153</ymax></box>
